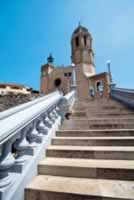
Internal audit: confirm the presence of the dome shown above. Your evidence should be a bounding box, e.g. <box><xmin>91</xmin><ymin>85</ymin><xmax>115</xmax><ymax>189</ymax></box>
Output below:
<box><xmin>47</xmin><ymin>53</ymin><xmax>54</xmax><ymax>64</ymax></box>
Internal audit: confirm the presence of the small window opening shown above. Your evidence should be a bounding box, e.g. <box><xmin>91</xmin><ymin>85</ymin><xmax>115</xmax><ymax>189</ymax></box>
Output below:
<box><xmin>76</xmin><ymin>37</ymin><xmax>79</xmax><ymax>47</ymax></box>
<box><xmin>84</xmin><ymin>36</ymin><xmax>87</xmax><ymax>45</ymax></box>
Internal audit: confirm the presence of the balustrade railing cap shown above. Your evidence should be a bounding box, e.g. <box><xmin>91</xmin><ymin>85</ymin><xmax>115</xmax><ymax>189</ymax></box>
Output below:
<box><xmin>0</xmin><ymin>91</ymin><xmax>62</xmax><ymax>144</ymax></box>
<box><xmin>0</xmin><ymin>90</ymin><xmax>77</xmax><ymax>145</ymax></box>
<box><xmin>59</xmin><ymin>90</ymin><xmax>76</xmax><ymax>105</ymax></box>
<box><xmin>0</xmin><ymin>91</ymin><xmax>59</xmax><ymax>120</ymax></box>
<box><xmin>112</xmin><ymin>87</ymin><xmax>134</xmax><ymax>94</ymax></box>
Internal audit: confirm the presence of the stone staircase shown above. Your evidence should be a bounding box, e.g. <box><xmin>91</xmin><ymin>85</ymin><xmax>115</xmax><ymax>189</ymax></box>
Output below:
<box><xmin>25</xmin><ymin>98</ymin><xmax>134</xmax><ymax>200</ymax></box>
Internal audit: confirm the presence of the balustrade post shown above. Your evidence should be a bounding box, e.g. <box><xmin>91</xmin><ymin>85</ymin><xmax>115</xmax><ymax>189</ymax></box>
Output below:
<box><xmin>0</xmin><ymin>138</ymin><xmax>15</xmax><ymax>188</ymax></box>
<box><xmin>55</xmin><ymin>106</ymin><xmax>61</xmax><ymax>116</ymax></box>
<box><xmin>14</xmin><ymin>127</ymin><xmax>33</xmax><ymax>164</ymax></box>
<box><xmin>44</xmin><ymin>112</ymin><xmax>53</xmax><ymax>128</ymax></box>
<box><xmin>53</xmin><ymin>106</ymin><xmax>59</xmax><ymax>119</ymax></box>
<box><xmin>48</xmin><ymin>108</ymin><xmax>56</xmax><ymax>123</ymax></box>
<box><xmin>27</xmin><ymin>121</ymin><xmax>42</xmax><ymax>145</ymax></box>
<box><xmin>36</xmin><ymin>117</ymin><xmax>48</xmax><ymax>135</ymax></box>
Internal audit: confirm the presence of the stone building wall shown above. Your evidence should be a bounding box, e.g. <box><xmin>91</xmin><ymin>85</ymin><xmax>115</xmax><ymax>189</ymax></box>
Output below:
<box><xmin>40</xmin><ymin>66</ymin><xmax>73</xmax><ymax>94</ymax></box>
<box><xmin>90</xmin><ymin>72</ymin><xmax>110</xmax><ymax>98</ymax></box>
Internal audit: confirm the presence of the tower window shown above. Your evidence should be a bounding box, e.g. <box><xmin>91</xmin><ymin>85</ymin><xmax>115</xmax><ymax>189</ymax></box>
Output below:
<box><xmin>84</xmin><ymin>35</ymin><xmax>87</xmax><ymax>45</ymax></box>
<box><xmin>75</xmin><ymin>36</ymin><xmax>79</xmax><ymax>47</ymax></box>
<box><xmin>64</xmin><ymin>72</ymin><xmax>72</xmax><ymax>77</ymax></box>
<box><xmin>69</xmin><ymin>72</ymin><xmax>72</xmax><ymax>76</ymax></box>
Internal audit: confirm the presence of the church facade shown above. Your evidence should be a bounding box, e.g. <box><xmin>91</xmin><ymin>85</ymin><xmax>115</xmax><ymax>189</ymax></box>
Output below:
<box><xmin>40</xmin><ymin>25</ymin><xmax>110</xmax><ymax>99</ymax></box>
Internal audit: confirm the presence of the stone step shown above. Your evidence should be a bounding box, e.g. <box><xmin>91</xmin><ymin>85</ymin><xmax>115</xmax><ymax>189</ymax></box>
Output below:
<box><xmin>72</xmin><ymin>115</ymin><xmax>134</xmax><ymax>120</ymax></box>
<box><xmin>72</xmin><ymin>112</ymin><xmax>87</xmax><ymax>117</ymax></box>
<box><xmin>75</xmin><ymin>106</ymin><xmax>128</xmax><ymax>110</ymax></box>
<box><xmin>87</xmin><ymin>112</ymin><xmax>134</xmax><ymax>116</ymax></box>
<box><xmin>73</xmin><ymin>113</ymin><xmax>134</xmax><ymax>118</ymax></box>
<box><xmin>74</xmin><ymin>102</ymin><xmax>126</xmax><ymax>107</ymax></box>
<box><xmin>47</xmin><ymin>146</ymin><xmax>134</xmax><ymax>160</ymax></box>
<box><xmin>38</xmin><ymin>158</ymin><xmax>134</xmax><ymax>181</ymax></box>
<box><xmin>74</xmin><ymin>102</ymin><xmax>130</xmax><ymax>107</ymax></box>
<box><xmin>88</xmin><ymin>124</ymin><xmax>134</xmax><ymax>129</ymax></box>
<box><xmin>25</xmin><ymin>175</ymin><xmax>134</xmax><ymax>200</ymax></box>
<box><xmin>70</xmin><ymin>117</ymin><xmax>134</xmax><ymax>122</ymax></box>
<box><xmin>56</xmin><ymin>129</ymin><xmax>134</xmax><ymax>137</ymax></box>
<box><xmin>86</xmin><ymin>112</ymin><xmax>134</xmax><ymax>117</ymax></box>
<box><xmin>74</xmin><ymin>107</ymin><xmax>132</xmax><ymax>112</ymax></box>
<box><xmin>61</xmin><ymin>119</ymin><xmax>134</xmax><ymax>130</ymax></box>
<box><xmin>76</xmin><ymin>118</ymin><xmax>134</xmax><ymax>122</ymax></box>
<box><xmin>73</xmin><ymin>112</ymin><xmax>134</xmax><ymax>118</ymax></box>
<box><xmin>61</xmin><ymin>122</ymin><xmax>134</xmax><ymax>130</ymax></box>
<box><xmin>74</xmin><ymin>107</ymin><xmax>130</xmax><ymax>112</ymax></box>
<box><xmin>52</xmin><ymin>136</ymin><xmax>134</xmax><ymax>146</ymax></box>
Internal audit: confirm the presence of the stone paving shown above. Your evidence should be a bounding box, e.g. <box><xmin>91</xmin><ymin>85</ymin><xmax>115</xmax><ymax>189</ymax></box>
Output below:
<box><xmin>25</xmin><ymin>98</ymin><xmax>134</xmax><ymax>200</ymax></box>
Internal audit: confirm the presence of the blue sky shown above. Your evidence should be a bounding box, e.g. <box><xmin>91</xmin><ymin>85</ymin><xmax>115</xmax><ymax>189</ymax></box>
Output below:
<box><xmin>0</xmin><ymin>0</ymin><xmax>134</xmax><ymax>89</ymax></box>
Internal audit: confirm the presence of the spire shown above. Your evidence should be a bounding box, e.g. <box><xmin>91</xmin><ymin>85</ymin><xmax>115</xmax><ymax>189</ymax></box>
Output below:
<box><xmin>78</xmin><ymin>21</ymin><xmax>81</xmax><ymax>27</ymax></box>
<box><xmin>47</xmin><ymin>53</ymin><xmax>54</xmax><ymax>64</ymax></box>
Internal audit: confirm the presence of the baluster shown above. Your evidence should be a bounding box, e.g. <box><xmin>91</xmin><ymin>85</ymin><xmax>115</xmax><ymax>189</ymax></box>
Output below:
<box><xmin>55</xmin><ymin>106</ymin><xmax>61</xmax><ymax>116</ymax></box>
<box><xmin>42</xmin><ymin>114</ymin><xmax>49</xmax><ymax>134</ymax></box>
<box><xmin>44</xmin><ymin>112</ymin><xmax>53</xmax><ymax>128</ymax></box>
<box><xmin>48</xmin><ymin>110</ymin><xmax>55</xmax><ymax>124</ymax></box>
<box><xmin>0</xmin><ymin>138</ymin><xmax>15</xmax><ymax>188</ymax></box>
<box><xmin>27</xmin><ymin>121</ymin><xmax>42</xmax><ymax>145</ymax></box>
<box><xmin>52</xmin><ymin>106</ymin><xmax>59</xmax><ymax>119</ymax></box>
<box><xmin>49</xmin><ymin>108</ymin><xmax>56</xmax><ymax>123</ymax></box>
<box><xmin>14</xmin><ymin>127</ymin><xmax>33</xmax><ymax>164</ymax></box>
<box><xmin>54</xmin><ymin>106</ymin><xmax>62</xmax><ymax>122</ymax></box>
<box><xmin>36</xmin><ymin>117</ymin><xmax>48</xmax><ymax>135</ymax></box>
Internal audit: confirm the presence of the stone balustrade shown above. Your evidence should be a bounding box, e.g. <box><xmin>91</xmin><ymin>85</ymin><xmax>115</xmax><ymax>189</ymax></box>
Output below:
<box><xmin>0</xmin><ymin>90</ymin><xmax>76</xmax><ymax>200</ymax></box>
<box><xmin>110</xmin><ymin>85</ymin><xmax>134</xmax><ymax>108</ymax></box>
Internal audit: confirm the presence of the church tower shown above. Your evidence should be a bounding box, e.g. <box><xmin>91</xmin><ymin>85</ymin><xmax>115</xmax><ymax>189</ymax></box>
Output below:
<box><xmin>71</xmin><ymin>24</ymin><xmax>95</xmax><ymax>77</ymax></box>
<box><xmin>71</xmin><ymin>25</ymin><xmax>96</xmax><ymax>98</ymax></box>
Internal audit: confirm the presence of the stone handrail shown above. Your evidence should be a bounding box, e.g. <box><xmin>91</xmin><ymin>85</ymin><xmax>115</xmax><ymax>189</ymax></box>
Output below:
<box><xmin>110</xmin><ymin>85</ymin><xmax>134</xmax><ymax>108</ymax></box>
<box><xmin>0</xmin><ymin>92</ymin><xmax>59</xmax><ymax>120</ymax></box>
<box><xmin>0</xmin><ymin>90</ymin><xmax>76</xmax><ymax>200</ymax></box>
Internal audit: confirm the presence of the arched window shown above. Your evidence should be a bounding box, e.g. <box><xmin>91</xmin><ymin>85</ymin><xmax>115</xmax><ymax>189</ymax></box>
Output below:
<box><xmin>75</xmin><ymin>36</ymin><xmax>79</xmax><ymax>47</ymax></box>
<box><xmin>96</xmin><ymin>81</ymin><xmax>104</xmax><ymax>96</ymax></box>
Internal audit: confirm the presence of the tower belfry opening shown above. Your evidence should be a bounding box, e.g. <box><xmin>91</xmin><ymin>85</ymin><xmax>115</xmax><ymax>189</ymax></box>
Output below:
<box><xmin>84</xmin><ymin>35</ymin><xmax>87</xmax><ymax>46</ymax></box>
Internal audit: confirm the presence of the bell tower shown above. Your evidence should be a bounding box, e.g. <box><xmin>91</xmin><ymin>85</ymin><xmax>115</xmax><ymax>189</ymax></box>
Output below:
<box><xmin>70</xmin><ymin>25</ymin><xmax>96</xmax><ymax>98</ymax></box>
<box><xmin>71</xmin><ymin>24</ymin><xmax>95</xmax><ymax>77</ymax></box>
